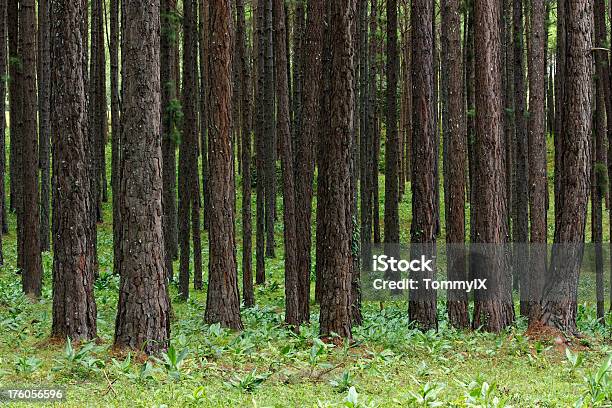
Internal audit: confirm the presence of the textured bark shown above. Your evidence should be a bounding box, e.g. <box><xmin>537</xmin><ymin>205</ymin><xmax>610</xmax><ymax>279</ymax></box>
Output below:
<box><xmin>409</xmin><ymin>0</ymin><xmax>438</xmax><ymax>331</ymax></box>
<box><xmin>318</xmin><ymin>0</ymin><xmax>354</xmax><ymax>339</ymax></box>
<box><xmin>237</xmin><ymin>0</ymin><xmax>254</xmax><ymax>307</ymax></box>
<box><xmin>38</xmin><ymin>0</ymin><xmax>51</xmax><ymax>251</ymax></box>
<box><xmin>0</xmin><ymin>0</ymin><xmax>6</xmax><ymax>244</ymax></box>
<box><xmin>114</xmin><ymin>0</ymin><xmax>171</xmax><ymax>354</ymax></box>
<box><xmin>273</xmin><ymin>0</ymin><xmax>299</xmax><ymax>328</ymax></box>
<box><xmin>527</xmin><ymin>0</ymin><xmax>547</xmax><ymax>323</ymax></box>
<box><xmin>441</xmin><ymin>0</ymin><xmax>468</xmax><ymax>329</ymax></box>
<box><xmin>255</xmin><ymin>0</ymin><xmax>266</xmax><ymax>285</ymax></box>
<box><xmin>199</xmin><ymin>0</ymin><xmax>210</xmax><ymax>230</ymax></box>
<box><xmin>472</xmin><ymin>0</ymin><xmax>514</xmax><ymax>332</ymax></box>
<box><xmin>160</xmin><ymin>0</ymin><xmax>178</xmax><ymax>281</ymax></box>
<box><xmin>50</xmin><ymin>0</ymin><xmax>97</xmax><ymax>340</ymax></box>
<box><xmin>294</xmin><ymin>0</ymin><xmax>323</xmax><ymax>323</ymax></box>
<box><xmin>538</xmin><ymin>0</ymin><xmax>592</xmax><ymax>335</ymax></box>
<box><xmin>512</xmin><ymin>0</ymin><xmax>529</xmax><ymax>316</ymax></box>
<box><xmin>592</xmin><ymin>0</ymin><xmax>607</xmax><ymax>322</ymax></box>
<box><xmin>205</xmin><ymin>0</ymin><xmax>243</xmax><ymax>330</ymax></box>
<box><xmin>384</xmin><ymin>0</ymin><xmax>399</xmax><ymax>247</ymax></box>
<box><xmin>111</xmin><ymin>0</ymin><xmax>122</xmax><ymax>278</ymax></box>
<box><xmin>553</xmin><ymin>0</ymin><xmax>566</xmax><ymax>217</ymax></box>
<box><xmin>263</xmin><ymin>0</ymin><xmax>276</xmax><ymax>258</ymax></box>
<box><xmin>369</xmin><ymin>0</ymin><xmax>380</xmax><ymax>245</ymax></box>
<box><xmin>178</xmin><ymin>0</ymin><xmax>202</xmax><ymax>299</ymax></box>
<box><xmin>8</xmin><ymin>0</ymin><xmax>21</xmax><ymax>268</ymax></box>
<box><xmin>465</xmin><ymin>0</ymin><xmax>475</xmax><ymax>242</ymax></box>
<box><xmin>20</xmin><ymin>0</ymin><xmax>42</xmax><ymax>297</ymax></box>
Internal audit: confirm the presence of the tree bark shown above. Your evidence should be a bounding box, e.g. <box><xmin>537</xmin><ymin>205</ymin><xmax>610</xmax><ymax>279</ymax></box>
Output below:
<box><xmin>441</xmin><ymin>0</ymin><xmax>468</xmax><ymax>329</ymax></box>
<box><xmin>161</xmin><ymin>0</ymin><xmax>178</xmax><ymax>281</ymax></box>
<box><xmin>263</xmin><ymin>0</ymin><xmax>276</xmax><ymax>258</ymax></box>
<box><xmin>409</xmin><ymin>0</ymin><xmax>438</xmax><ymax>331</ymax></box>
<box><xmin>237</xmin><ymin>0</ymin><xmax>254</xmax><ymax>307</ymax></box>
<box><xmin>526</xmin><ymin>0</ymin><xmax>547</xmax><ymax>323</ymax></box>
<box><xmin>319</xmin><ymin>0</ymin><xmax>354</xmax><ymax>339</ymax></box>
<box><xmin>20</xmin><ymin>0</ymin><xmax>42</xmax><ymax>297</ymax></box>
<box><xmin>114</xmin><ymin>0</ymin><xmax>171</xmax><ymax>354</ymax></box>
<box><xmin>295</xmin><ymin>0</ymin><xmax>323</xmax><ymax>323</ymax></box>
<box><xmin>38</xmin><ymin>0</ymin><xmax>51</xmax><ymax>251</ymax></box>
<box><xmin>472</xmin><ymin>0</ymin><xmax>515</xmax><ymax>332</ymax></box>
<box><xmin>255</xmin><ymin>0</ymin><xmax>266</xmax><ymax>285</ymax></box>
<box><xmin>205</xmin><ymin>0</ymin><xmax>244</xmax><ymax>330</ymax></box>
<box><xmin>50</xmin><ymin>0</ymin><xmax>97</xmax><ymax>340</ymax></box>
<box><xmin>0</xmin><ymin>0</ymin><xmax>6</xmax><ymax>244</ymax></box>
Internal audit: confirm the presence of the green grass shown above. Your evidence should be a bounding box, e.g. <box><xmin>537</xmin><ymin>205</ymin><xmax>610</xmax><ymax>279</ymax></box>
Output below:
<box><xmin>0</xmin><ymin>140</ymin><xmax>611</xmax><ymax>407</ymax></box>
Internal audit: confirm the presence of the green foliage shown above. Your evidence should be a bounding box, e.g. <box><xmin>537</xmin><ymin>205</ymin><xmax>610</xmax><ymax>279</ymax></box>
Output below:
<box><xmin>329</xmin><ymin>370</ymin><xmax>354</xmax><ymax>393</ymax></box>
<box><xmin>14</xmin><ymin>355</ymin><xmax>42</xmax><ymax>375</ymax></box>
<box><xmin>165</xmin><ymin>97</ymin><xmax>183</xmax><ymax>145</ymax></box>
<box><xmin>575</xmin><ymin>356</ymin><xmax>612</xmax><ymax>407</ymax></box>
<box><xmin>154</xmin><ymin>344</ymin><xmax>190</xmax><ymax>380</ymax></box>
<box><xmin>225</xmin><ymin>369</ymin><xmax>270</xmax><ymax>393</ymax></box>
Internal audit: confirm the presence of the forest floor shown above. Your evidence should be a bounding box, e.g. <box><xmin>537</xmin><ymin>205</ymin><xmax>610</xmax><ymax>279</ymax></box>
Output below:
<box><xmin>1</xmin><ymin>140</ymin><xmax>612</xmax><ymax>407</ymax></box>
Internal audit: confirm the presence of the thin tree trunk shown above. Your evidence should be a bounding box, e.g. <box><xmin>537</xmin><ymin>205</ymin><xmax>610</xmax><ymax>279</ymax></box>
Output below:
<box><xmin>38</xmin><ymin>0</ymin><xmax>51</xmax><ymax>251</ymax></box>
<box><xmin>264</xmin><ymin>0</ymin><xmax>276</xmax><ymax>259</ymax></box>
<box><xmin>255</xmin><ymin>0</ymin><xmax>266</xmax><ymax>285</ymax></box>
<box><xmin>20</xmin><ymin>0</ymin><xmax>43</xmax><ymax>297</ymax></box>
<box><xmin>0</xmin><ymin>0</ymin><xmax>7</xmax><ymax>243</ymax></box>
<box><xmin>205</xmin><ymin>0</ymin><xmax>244</xmax><ymax>330</ymax></box>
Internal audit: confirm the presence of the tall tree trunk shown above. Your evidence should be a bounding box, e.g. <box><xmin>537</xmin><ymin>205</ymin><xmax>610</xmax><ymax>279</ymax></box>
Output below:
<box><xmin>369</xmin><ymin>0</ymin><xmax>380</xmax><ymax>245</ymax></box>
<box><xmin>111</xmin><ymin>0</ymin><xmax>123</xmax><ymax>278</ymax></box>
<box><xmin>592</xmin><ymin>0</ymin><xmax>606</xmax><ymax>321</ymax></box>
<box><xmin>273</xmin><ymin>0</ymin><xmax>299</xmax><ymax>328</ymax></box>
<box><xmin>38</xmin><ymin>0</ymin><xmax>51</xmax><ymax>251</ymax></box>
<box><xmin>199</xmin><ymin>0</ymin><xmax>210</xmax><ymax>230</ymax></box>
<box><xmin>465</xmin><ymin>0</ymin><xmax>475</xmax><ymax>243</ymax></box>
<box><xmin>255</xmin><ymin>0</ymin><xmax>266</xmax><ymax>285</ymax></box>
<box><xmin>161</xmin><ymin>0</ymin><xmax>178</xmax><ymax>281</ymax></box>
<box><xmin>512</xmin><ymin>0</ymin><xmax>529</xmax><ymax>316</ymax></box>
<box><xmin>526</xmin><ymin>0</ymin><xmax>547</xmax><ymax>323</ymax></box>
<box><xmin>384</xmin><ymin>0</ymin><xmax>399</xmax><ymax>246</ymax></box>
<box><xmin>179</xmin><ymin>0</ymin><xmax>202</xmax><ymax>298</ymax></box>
<box><xmin>8</xmin><ymin>0</ymin><xmax>22</xmax><ymax>269</ymax></box>
<box><xmin>472</xmin><ymin>0</ymin><xmax>514</xmax><ymax>332</ymax></box>
<box><xmin>20</xmin><ymin>0</ymin><xmax>43</xmax><ymax>297</ymax></box>
<box><xmin>264</xmin><ymin>0</ymin><xmax>276</xmax><ymax>258</ymax></box>
<box><xmin>319</xmin><ymin>0</ymin><xmax>354</xmax><ymax>339</ymax></box>
<box><xmin>237</xmin><ymin>0</ymin><xmax>254</xmax><ymax>307</ymax></box>
<box><xmin>553</xmin><ymin>0</ymin><xmax>566</xmax><ymax>217</ymax></box>
<box><xmin>410</xmin><ymin>0</ymin><xmax>438</xmax><ymax>331</ymax></box>
<box><xmin>205</xmin><ymin>0</ymin><xmax>244</xmax><ymax>330</ymax></box>
<box><xmin>0</xmin><ymin>0</ymin><xmax>7</xmax><ymax>244</ymax></box>
<box><xmin>50</xmin><ymin>0</ymin><xmax>97</xmax><ymax>340</ymax></box>
<box><xmin>114</xmin><ymin>0</ymin><xmax>171</xmax><ymax>354</ymax></box>
<box><xmin>538</xmin><ymin>0</ymin><xmax>592</xmax><ymax>334</ymax></box>
<box><xmin>295</xmin><ymin>0</ymin><xmax>323</xmax><ymax>322</ymax></box>
<box><xmin>442</xmin><ymin>0</ymin><xmax>468</xmax><ymax>329</ymax></box>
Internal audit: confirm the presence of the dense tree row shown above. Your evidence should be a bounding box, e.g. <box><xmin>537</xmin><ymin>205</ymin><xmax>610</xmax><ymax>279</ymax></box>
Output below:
<box><xmin>0</xmin><ymin>0</ymin><xmax>606</xmax><ymax>353</ymax></box>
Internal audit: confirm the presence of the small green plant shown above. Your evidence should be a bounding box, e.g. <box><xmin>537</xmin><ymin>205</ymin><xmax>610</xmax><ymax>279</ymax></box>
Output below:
<box><xmin>154</xmin><ymin>344</ymin><xmax>189</xmax><ymax>380</ymax></box>
<box><xmin>225</xmin><ymin>369</ymin><xmax>270</xmax><ymax>393</ymax></box>
<box><xmin>575</xmin><ymin>356</ymin><xmax>611</xmax><ymax>407</ymax></box>
<box><xmin>54</xmin><ymin>338</ymin><xmax>104</xmax><ymax>373</ymax></box>
<box><xmin>111</xmin><ymin>352</ymin><xmax>132</xmax><ymax>374</ymax></box>
<box><xmin>405</xmin><ymin>382</ymin><xmax>445</xmax><ymax>407</ymax></box>
<box><xmin>463</xmin><ymin>378</ymin><xmax>509</xmax><ymax>407</ymax></box>
<box><xmin>565</xmin><ymin>348</ymin><xmax>585</xmax><ymax>369</ymax></box>
<box><xmin>343</xmin><ymin>386</ymin><xmax>376</xmax><ymax>408</ymax></box>
<box><xmin>14</xmin><ymin>355</ymin><xmax>42</xmax><ymax>375</ymax></box>
<box><xmin>330</xmin><ymin>370</ymin><xmax>354</xmax><ymax>392</ymax></box>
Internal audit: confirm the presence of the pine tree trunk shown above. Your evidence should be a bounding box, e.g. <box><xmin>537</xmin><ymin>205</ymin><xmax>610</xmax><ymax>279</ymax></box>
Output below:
<box><xmin>205</xmin><ymin>0</ymin><xmax>244</xmax><ymax>330</ymax></box>
<box><xmin>160</xmin><ymin>0</ymin><xmax>178</xmax><ymax>281</ymax></box>
<box><xmin>319</xmin><ymin>0</ymin><xmax>353</xmax><ymax>339</ymax></box>
<box><xmin>111</xmin><ymin>0</ymin><xmax>123</xmax><ymax>278</ymax></box>
<box><xmin>264</xmin><ymin>0</ymin><xmax>276</xmax><ymax>259</ymax></box>
<box><xmin>526</xmin><ymin>0</ymin><xmax>547</xmax><ymax>323</ymax></box>
<box><xmin>472</xmin><ymin>0</ymin><xmax>515</xmax><ymax>332</ymax></box>
<box><xmin>255</xmin><ymin>0</ymin><xmax>266</xmax><ymax>285</ymax></box>
<box><xmin>442</xmin><ymin>0</ymin><xmax>468</xmax><ymax>329</ymax></box>
<box><xmin>237</xmin><ymin>0</ymin><xmax>254</xmax><ymax>307</ymax></box>
<box><xmin>0</xmin><ymin>0</ymin><xmax>7</xmax><ymax>245</ymax></box>
<box><xmin>199</xmin><ymin>0</ymin><xmax>210</xmax><ymax>230</ymax></box>
<box><xmin>38</xmin><ymin>0</ymin><xmax>51</xmax><ymax>252</ymax></box>
<box><xmin>114</xmin><ymin>0</ymin><xmax>171</xmax><ymax>354</ymax></box>
<box><xmin>410</xmin><ymin>0</ymin><xmax>438</xmax><ymax>331</ymax></box>
<box><xmin>294</xmin><ymin>0</ymin><xmax>323</xmax><ymax>322</ymax></box>
<box><xmin>50</xmin><ymin>0</ymin><xmax>97</xmax><ymax>340</ymax></box>
<box><xmin>20</xmin><ymin>0</ymin><xmax>43</xmax><ymax>297</ymax></box>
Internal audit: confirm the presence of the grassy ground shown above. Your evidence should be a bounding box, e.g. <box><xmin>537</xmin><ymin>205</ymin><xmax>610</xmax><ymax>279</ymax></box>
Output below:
<box><xmin>0</xmin><ymin>139</ymin><xmax>611</xmax><ymax>407</ymax></box>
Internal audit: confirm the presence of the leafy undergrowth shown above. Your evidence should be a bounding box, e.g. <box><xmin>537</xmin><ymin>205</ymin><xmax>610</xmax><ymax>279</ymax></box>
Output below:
<box><xmin>1</xmin><ymin>256</ymin><xmax>611</xmax><ymax>408</ymax></box>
